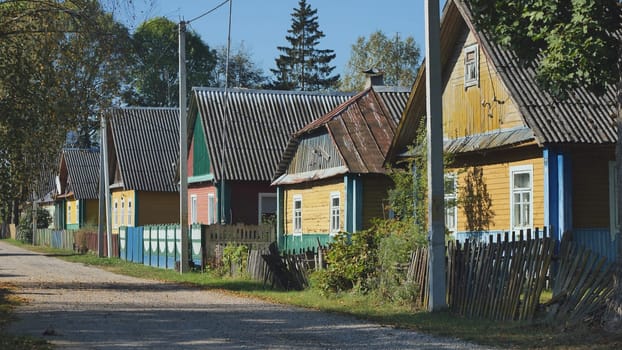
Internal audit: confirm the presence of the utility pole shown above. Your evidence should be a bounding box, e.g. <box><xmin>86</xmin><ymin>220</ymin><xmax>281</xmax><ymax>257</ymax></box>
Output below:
<box><xmin>425</xmin><ymin>0</ymin><xmax>447</xmax><ymax>311</ymax></box>
<box><xmin>178</xmin><ymin>20</ymin><xmax>190</xmax><ymax>273</ymax></box>
<box><xmin>101</xmin><ymin>114</ymin><xmax>112</xmax><ymax>258</ymax></box>
<box><xmin>98</xmin><ymin>126</ymin><xmax>105</xmax><ymax>257</ymax></box>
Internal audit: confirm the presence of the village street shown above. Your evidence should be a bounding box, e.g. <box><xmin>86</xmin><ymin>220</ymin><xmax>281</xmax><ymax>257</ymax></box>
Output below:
<box><xmin>0</xmin><ymin>241</ymin><xmax>491</xmax><ymax>350</ymax></box>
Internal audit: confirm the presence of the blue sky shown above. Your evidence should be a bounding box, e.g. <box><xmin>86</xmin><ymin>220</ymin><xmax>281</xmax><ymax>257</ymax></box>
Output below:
<box><xmin>120</xmin><ymin>0</ymin><xmax>446</xmax><ymax>78</ymax></box>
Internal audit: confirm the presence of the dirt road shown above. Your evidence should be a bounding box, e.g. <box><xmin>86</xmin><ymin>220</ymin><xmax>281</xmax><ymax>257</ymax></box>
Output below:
<box><xmin>1</xmin><ymin>241</ymin><xmax>492</xmax><ymax>349</ymax></box>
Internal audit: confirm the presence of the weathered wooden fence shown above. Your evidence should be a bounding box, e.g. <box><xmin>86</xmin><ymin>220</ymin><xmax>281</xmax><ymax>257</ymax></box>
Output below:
<box><xmin>407</xmin><ymin>228</ymin><xmax>614</xmax><ymax>323</ymax></box>
<box><xmin>204</xmin><ymin>223</ymin><xmax>274</xmax><ymax>263</ymax></box>
<box><xmin>545</xmin><ymin>233</ymin><xmax>615</xmax><ymax>325</ymax></box>
<box><xmin>33</xmin><ymin>228</ymin><xmax>118</xmax><ymax>257</ymax></box>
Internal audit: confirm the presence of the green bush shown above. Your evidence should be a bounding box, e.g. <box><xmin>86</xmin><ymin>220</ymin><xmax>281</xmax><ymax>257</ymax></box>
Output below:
<box><xmin>314</xmin><ymin>218</ymin><xmax>427</xmax><ymax>307</ymax></box>
<box><xmin>221</xmin><ymin>244</ymin><xmax>249</xmax><ymax>277</ymax></box>
<box><xmin>17</xmin><ymin>207</ymin><xmax>51</xmax><ymax>243</ymax></box>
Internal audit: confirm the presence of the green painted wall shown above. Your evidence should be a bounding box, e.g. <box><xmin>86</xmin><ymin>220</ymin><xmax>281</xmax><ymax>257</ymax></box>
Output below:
<box><xmin>279</xmin><ymin>233</ymin><xmax>333</xmax><ymax>254</ymax></box>
<box><xmin>193</xmin><ymin>114</ymin><xmax>210</xmax><ymax>176</ymax></box>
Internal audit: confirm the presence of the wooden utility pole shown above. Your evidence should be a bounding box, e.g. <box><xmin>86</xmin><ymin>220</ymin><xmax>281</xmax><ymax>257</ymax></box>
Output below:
<box><xmin>98</xmin><ymin>125</ymin><xmax>105</xmax><ymax>257</ymax></box>
<box><xmin>101</xmin><ymin>114</ymin><xmax>112</xmax><ymax>258</ymax></box>
<box><xmin>178</xmin><ymin>20</ymin><xmax>190</xmax><ymax>273</ymax></box>
<box><xmin>425</xmin><ymin>0</ymin><xmax>447</xmax><ymax>312</ymax></box>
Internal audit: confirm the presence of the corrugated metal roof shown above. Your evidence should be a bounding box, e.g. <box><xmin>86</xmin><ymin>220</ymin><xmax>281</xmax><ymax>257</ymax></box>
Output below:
<box><xmin>191</xmin><ymin>87</ymin><xmax>354</xmax><ymax>182</ymax></box>
<box><xmin>389</xmin><ymin>0</ymin><xmax>618</xmax><ymax>162</ymax></box>
<box><xmin>106</xmin><ymin>107</ymin><xmax>179</xmax><ymax>192</ymax></box>
<box><xmin>275</xmin><ymin>86</ymin><xmax>409</xmax><ymax>180</ymax></box>
<box><xmin>61</xmin><ymin>149</ymin><xmax>100</xmax><ymax>199</ymax></box>
<box><xmin>443</xmin><ymin>127</ymin><xmax>535</xmax><ymax>154</ymax></box>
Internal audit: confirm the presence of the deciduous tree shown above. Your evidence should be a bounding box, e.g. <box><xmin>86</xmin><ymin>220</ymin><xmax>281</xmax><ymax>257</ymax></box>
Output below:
<box><xmin>123</xmin><ymin>17</ymin><xmax>217</xmax><ymax>107</ymax></box>
<box><xmin>341</xmin><ymin>31</ymin><xmax>420</xmax><ymax>91</ymax></box>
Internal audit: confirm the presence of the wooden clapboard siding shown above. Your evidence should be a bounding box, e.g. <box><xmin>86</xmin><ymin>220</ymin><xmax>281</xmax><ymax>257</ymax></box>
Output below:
<box><xmin>188</xmin><ymin>184</ymin><xmax>217</xmax><ymax>225</ymax></box>
<box><xmin>572</xmin><ymin>148</ymin><xmax>613</xmax><ymax>228</ymax></box>
<box><xmin>450</xmin><ymin>147</ymin><xmax>544</xmax><ymax>231</ymax></box>
<box><xmin>136</xmin><ymin>191</ymin><xmax>179</xmax><ymax>227</ymax></box>
<box><xmin>283</xmin><ymin>178</ymin><xmax>344</xmax><ymax>235</ymax></box>
<box><xmin>362</xmin><ymin>174</ymin><xmax>392</xmax><ymax>229</ymax></box>
<box><xmin>66</xmin><ymin>198</ymin><xmax>79</xmax><ymax>227</ymax></box>
<box><xmin>443</xmin><ymin>30</ymin><xmax>524</xmax><ymax>139</ymax></box>
<box><xmin>111</xmin><ymin>190</ymin><xmax>136</xmax><ymax>234</ymax></box>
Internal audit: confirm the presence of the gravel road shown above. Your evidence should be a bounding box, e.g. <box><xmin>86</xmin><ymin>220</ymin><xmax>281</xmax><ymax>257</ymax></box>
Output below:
<box><xmin>1</xmin><ymin>241</ymin><xmax>494</xmax><ymax>349</ymax></box>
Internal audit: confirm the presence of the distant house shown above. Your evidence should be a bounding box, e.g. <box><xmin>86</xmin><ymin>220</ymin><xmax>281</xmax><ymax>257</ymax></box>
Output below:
<box><xmin>30</xmin><ymin>158</ymin><xmax>60</xmax><ymax>229</ymax></box>
<box><xmin>272</xmin><ymin>84</ymin><xmax>409</xmax><ymax>251</ymax></box>
<box><xmin>387</xmin><ymin>0</ymin><xmax>617</xmax><ymax>260</ymax></box>
<box><xmin>186</xmin><ymin>87</ymin><xmax>353</xmax><ymax>227</ymax></box>
<box><xmin>104</xmin><ymin>107</ymin><xmax>179</xmax><ymax>234</ymax></box>
<box><xmin>56</xmin><ymin>149</ymin><xmax>100</xmax><ymax>230</ymax></box>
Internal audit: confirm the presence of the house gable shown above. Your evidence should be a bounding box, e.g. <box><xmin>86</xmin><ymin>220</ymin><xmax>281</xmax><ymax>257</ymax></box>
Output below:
<box><xmin>189</xmin><ymin>112</ymin><xmax>212</xmax><ymax>182</ymax></box>
<box><xmin>442</xmin><ymin>27</ymin><xmax>525</xmax><ymax>139</ymax></box>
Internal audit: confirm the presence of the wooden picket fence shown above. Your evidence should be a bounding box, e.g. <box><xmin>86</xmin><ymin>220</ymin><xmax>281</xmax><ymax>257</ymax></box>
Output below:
<box><xmin>407</xmin><ymin>228</ymin><xmax>614</xmax><ymax>323</ymax></box>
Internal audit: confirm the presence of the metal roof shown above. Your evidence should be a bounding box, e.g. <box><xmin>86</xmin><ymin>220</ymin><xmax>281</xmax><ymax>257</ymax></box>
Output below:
<box><xmin>106</xmin><ymin>107</ymin><xmax>179</xmax><ymax>192</ymax></box>
<box><xmin>274</xmin><ymin>86</ymin><xmax>409</xmax><ymax>182</ymax></box>
<box><xmin>389</xmin><ymin>0</ymin><xmax>618</xmax><ymax>161</ymax></box>
<box><xmin>443</xmin><ymin>127</ymin><xmax>535</xmax><ymax>154</ymax></box>
<box><xmin>190</xmin><ymin>87</ymin><xmax>354</xmax><ymax>182</ymax></box>
<box><xmin>61</xmin><ymin>149</ymin><xmax>100</xmax><ymax>199</ymax></box>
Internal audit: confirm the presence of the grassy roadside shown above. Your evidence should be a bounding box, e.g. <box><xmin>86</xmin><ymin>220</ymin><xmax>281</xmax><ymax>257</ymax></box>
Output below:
<box><xmin>3</xmin><ymin>239</ymin><xmax>622</xmax><ymax>349</ymax></box>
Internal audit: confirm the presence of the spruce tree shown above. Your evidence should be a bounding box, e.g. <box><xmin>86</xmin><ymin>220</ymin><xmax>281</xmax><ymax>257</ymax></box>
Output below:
<box><xmin>270</xmin><ymin>0</ymin><xmax>339</xmax><ymax>91</ymax></box>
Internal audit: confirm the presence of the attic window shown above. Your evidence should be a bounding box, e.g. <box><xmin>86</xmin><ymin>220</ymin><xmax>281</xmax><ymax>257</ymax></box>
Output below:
<box><xmin>464</xmin><ymin>44</ymin><xmax>479</xmax><ymax>88</ymax></box>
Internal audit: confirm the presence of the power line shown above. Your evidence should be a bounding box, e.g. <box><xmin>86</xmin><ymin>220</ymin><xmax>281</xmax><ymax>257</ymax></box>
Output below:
<box><xmin>186</xmin><ymin>0</ymin><xmax>230</xmax><ymax>25</ymax></box>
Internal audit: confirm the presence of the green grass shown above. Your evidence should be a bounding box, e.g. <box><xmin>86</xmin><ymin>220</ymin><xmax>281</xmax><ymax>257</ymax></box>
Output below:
<box><xmin>4</xmin><ymin>239</ymin><xmax>622</xmax><ymax>349</ymax></box>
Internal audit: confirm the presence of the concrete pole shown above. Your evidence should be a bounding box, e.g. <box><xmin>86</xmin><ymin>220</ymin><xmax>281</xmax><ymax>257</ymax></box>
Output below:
<box><xmin>179</xmin><ymin>20</ymin><xmax>190</xmax><ymax>273</ymax></box>
<box><xmin>425</xmin><ymin>0</ymin><xmax>447</xmax><ymax>312</ymax></box>
<box><xmin>102</xmin><ymin>114</ymin><xmax>112</xmax><ymax>258</ymax></box>
<box><xmin>98</xmin><ymin>125</ymin><xmax>105</xmax><ymax>257</ymax></box>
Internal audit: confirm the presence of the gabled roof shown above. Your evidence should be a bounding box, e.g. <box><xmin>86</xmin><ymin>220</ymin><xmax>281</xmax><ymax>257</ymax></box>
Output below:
<box><xmin>273</xmin><ymin>86</ymin><xmax>409</xmax><ymax>184</ymax></box>
<box><xmin>106</xmin><ymin>107</ymin><xmax>179</xmax><ymax>192</ymax></box>
<box><xmin>30</xmin><ymin>156</ymin><xmax>59</xmax><ymax>203</ymax></box>
<box><xmin>59</xmin><ymin>149</ymin><xmax>99</xmax><ymax>200</ymax></box>
<box><xmin>189</xmin><ymin>87</ymin><xmax>354</xmax><ymax>182</ymax></box>
<box><xmin>389</xmin><ymin>0</ymin><xmax>617</xmax><ymax>161</ymax></box>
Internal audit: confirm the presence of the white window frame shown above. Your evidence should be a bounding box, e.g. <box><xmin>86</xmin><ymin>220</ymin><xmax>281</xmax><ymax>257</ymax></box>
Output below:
<box><xmin>464</xmin><ymin>44</ymin><xmax>479</xmax><ymax>88</ymax></box>
<box><xmin>113</xmin><ymin>200</ymin><xmax>118</xmax><ymax>228</ymax></box>
<box><xmin>75</xmin><ymin>200</ymin><xmax>80</xmax><ymax>225</ymax></box>
<box><xmin>444</xmin><ymin>173</ymin><xmax>458</xmax><ymax>234</ymax></box>
<box><xmin>127</xmin><ymin>199</ymin><xmax>133</xmax><ymax>226</ymax></box>
<box><xmin>258</xmin><ymin>193</ymin><xmax>277</xmax><ymax>224</ymax></box>
<box><xmin>609</xmin><ymin>162</ymin><xmax>618</xmax><ymax>239</ymax></box>
<box><xmin>190</xmin><ymin>194</ymin><xmax>198</xmax><ymax>224</ymax></box>
<box><xmin>510</xmin><ymin>165</ymin><xmax>533</xmax><ymax>231</ymax></box>
<box><xmin>293</xmin><ymin>194</ymin><xmax>302</xmax><ymax>235</ymax></box>
<box><xmin>120</xmin><ymin>197</ymin><xmax>125</xmax><ymax>226</ymax></box>
<box><xmin>207</xmin><ymin>193</ymin><xmax>216</xmax><ymax>225</ymax></box>
<box><xmin>67</xmin><ymin>202</ymin><xmax>72</xmax><ymax>225</ymax></box>
<box><xmin>329</xmin><ymin>192</ymin><xmax>340</xmax><ymax>235</ymax></box>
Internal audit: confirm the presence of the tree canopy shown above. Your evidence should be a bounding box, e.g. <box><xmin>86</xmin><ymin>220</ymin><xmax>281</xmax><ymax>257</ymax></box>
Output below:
<box><xmin>467</xmin><ymin>0</ymin><xmax>620</xmax><ymax>98</ymax></box>
<box><xmin>0</xmin><ymin>0</ymin><xmax>131</xmax><ymax>224</ymax></box>
<box><xmin>214</xmin><ymin>43</ymin><xmax>267</xmax><ymax>89</ymax></box>
<box><xmin>340</xmin><ymin>31</ymin><xmax>421</xmax><ymax>91</ymax></box>
<box><xmin>122</xmin><ymin>16</ymin><xmax>217</xmax><ymax>107</ymax></box>
<box><xmin>270</xmin><ymin>0</ymin><xmax>339</xmax><ymax>91</ymax></box>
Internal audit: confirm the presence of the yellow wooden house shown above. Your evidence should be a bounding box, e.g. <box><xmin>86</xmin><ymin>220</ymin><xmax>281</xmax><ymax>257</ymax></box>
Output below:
<box><xmin>104</xmin><ymin>107</ymin><xmax>180</xmax><ymax>234</ymax></box>
<box><xmin>56</xmin><ymin>149</ymin><xmax>100</xmax><ymax>230</ymax></box>
<box><xmin>388</xmin><ymin>0</ymin><xmax>617</xmax><ymax>260</ymax></box>
<box><xmin>273</xmin><ymin>83</ymin><xmax>409</xmax><ymax>252</ymax></box>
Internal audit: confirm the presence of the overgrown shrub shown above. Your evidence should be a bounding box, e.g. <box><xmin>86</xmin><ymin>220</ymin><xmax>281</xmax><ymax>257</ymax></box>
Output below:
<box><xmin>17</xmin><ymin>207</ymin><xmax>51</xmax><ymax>243</ymax></box>
<box><xmin>314</xmin><ymin>228</ymin><xmax>382</xmax><ymax>295</ymax></box>
<box><xmin>221</xmin><ymin>244</ymin><xmax>249</xmax><ymax>277</ymax></box>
